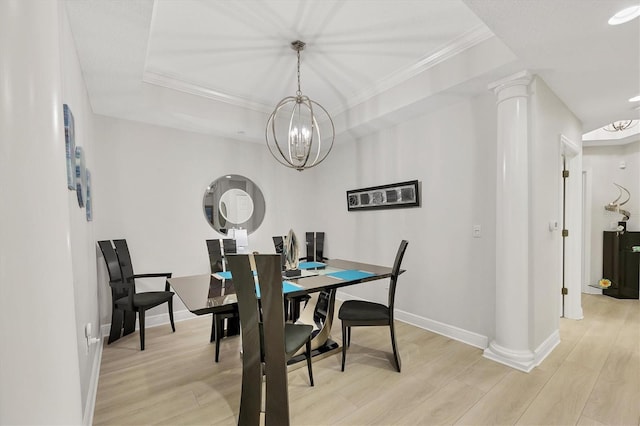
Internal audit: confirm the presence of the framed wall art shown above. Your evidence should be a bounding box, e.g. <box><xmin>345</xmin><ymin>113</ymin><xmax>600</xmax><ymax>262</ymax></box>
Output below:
<box><xmin>75</xmin><ymin>146</ymin><xmax>87</xmax><ymax>208</ymax></box>
<box><xmin>347</xmin><ymin>180</ymin><xmax>420</xmax><ymax>211</ymax></box>
<box><xmin>85</xmin><ymin>169</ymin><xmax>92</xmax><ymax>221</ymax></box>
<box><xmin>63</xmin><ymin>104</ymin><xmax>76</xmax><ymax>190</ymax></box>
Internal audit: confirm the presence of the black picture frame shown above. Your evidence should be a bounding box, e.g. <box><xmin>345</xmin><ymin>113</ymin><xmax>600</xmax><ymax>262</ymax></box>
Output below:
<box><xmin>347</xmin><ymin>180</ymin><xmax>420</xmax><ymax>211</ymax></box>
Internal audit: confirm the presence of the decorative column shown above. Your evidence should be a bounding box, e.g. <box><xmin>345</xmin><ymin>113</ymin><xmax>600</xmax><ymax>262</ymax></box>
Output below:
<box><xmin>484</xmin><ymin>71</ymin><xmax>536</xmax><ymax>372</ymax></box>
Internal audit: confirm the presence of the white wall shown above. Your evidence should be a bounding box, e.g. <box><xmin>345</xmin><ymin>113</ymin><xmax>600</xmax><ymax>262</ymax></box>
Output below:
<box><xmin>308</xmin><ymin>93</ymin><xmax>498</xmax><ymax>342</ymax></box>
<box><xmin>60</xmin><ymin>5</ymin><xmax>102</xmax><ymax>421</ymax></box>
<box><xmin>583</xmin><ymin>141</ymin><xmax>640</xmax><ymax>288</ymax></box>
<box><xmin>0</xmin><ymin>1</ymin><xmax>83</xmax><ymax>423</ymax></box>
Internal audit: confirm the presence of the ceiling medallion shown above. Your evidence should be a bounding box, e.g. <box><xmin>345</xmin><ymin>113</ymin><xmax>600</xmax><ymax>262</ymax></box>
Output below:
<box><xmin>265</xmin><ymin>40</ymin><xmax>334</xmax><ymax>171</ymax></box>
<box><xmin>603</xmin><ymin>120</ymin><xmax>637</xmax><ymax>132</ymax></box>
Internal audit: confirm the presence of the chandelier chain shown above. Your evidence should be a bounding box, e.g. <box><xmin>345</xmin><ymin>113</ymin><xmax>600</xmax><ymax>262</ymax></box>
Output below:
<box><xmin>296</xmin><ymin>48</ymin><xmax>302</xmax><ymax>96</ymax></box>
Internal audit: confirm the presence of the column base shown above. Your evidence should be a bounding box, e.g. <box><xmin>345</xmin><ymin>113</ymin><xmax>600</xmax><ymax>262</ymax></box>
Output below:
<box><xmin>484</xmin><ymin>342</ymin><xmax>536</xmax><ymax>372</ymax></box>
<box><xmin>483</xmin><ymin>330</ymin><xmax>560</xmax><ymax>373</ymax></box>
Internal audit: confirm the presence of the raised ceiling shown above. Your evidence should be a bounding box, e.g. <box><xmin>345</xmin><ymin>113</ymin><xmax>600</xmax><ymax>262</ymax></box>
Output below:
<box><xmin>65</xmin><ymin>0</ymin><xmax>640</xmax><ymax>145</ymax></box>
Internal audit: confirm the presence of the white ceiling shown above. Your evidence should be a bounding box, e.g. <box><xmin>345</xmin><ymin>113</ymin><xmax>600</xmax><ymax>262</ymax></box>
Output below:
<box><xmin>65</xmin><ymin>0</ymin><xmax>640</xmax><ymax>145</ymax></box>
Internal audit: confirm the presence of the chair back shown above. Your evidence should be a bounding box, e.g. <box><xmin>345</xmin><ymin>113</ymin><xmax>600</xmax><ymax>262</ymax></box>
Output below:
<box><xmin>206</xmin><ymin>238</ymin><xmax>237</xmax><ymax>273</ymax></box>
<box><xmin>305</xmin><ymin>232</ymin><xmax>325</xmax><ymax>262</ymax></box>
<box><xmin>227</xmin><ymin>254</ymin><xmax>290</xmax><ymax>425</ymax></box>
<box><xmin>98</xmin><ymin>240</ymin><xmax>134</xmax><ymax>309</ymax></box>
<box><xmin>388</xmin><ymin>240</ymin><xmax>409</xmax><ymax>311</ymax></box>
<box><xmin>97</xmin><ymin>240</ymin><xmax>122</xmax><ymax>283</ymax></box>
<box><xmin>272</xmin><ymin>236</ymin><xmax>286</xmax><ymax>270</ymax></box>
<box><xmin>113</xmin><ymin>239</ymin><xmax>135</xmax><ymax>285</ymax></box>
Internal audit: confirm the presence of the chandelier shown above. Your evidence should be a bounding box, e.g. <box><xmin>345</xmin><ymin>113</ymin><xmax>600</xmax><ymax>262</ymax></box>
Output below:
<box><xmin>266</xmin><ymin>40</ymin><xmax>334</xmax><ymax>171</ymax></box>
<box><xmin>603</xmin><ymin>120</ymin><xmax>637</xmax><ymax>132</ymax></box>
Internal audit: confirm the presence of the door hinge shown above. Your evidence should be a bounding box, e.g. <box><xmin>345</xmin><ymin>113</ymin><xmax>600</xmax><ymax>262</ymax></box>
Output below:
<box><xmin>561</xmin><ymin>287</ymin><xmax>568</xmax><ymax>295</ymax></box>
<box><xmin>562</xmin><ymin>229</ymin><xmax>569</xmax><ymax>237</ymax></box>
<box><xmin>562</xmin><ymin>170</ymin><xmax>569</xmax><ymax>178</ymax></box>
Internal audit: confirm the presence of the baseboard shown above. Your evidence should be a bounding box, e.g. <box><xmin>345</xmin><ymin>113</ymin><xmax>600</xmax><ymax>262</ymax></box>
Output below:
<box><xmin>335</xmin><ymin>291</ymin><xmax>489</xmax><ymax>350</ymax></box>
<box><xmin>100</xmin><ymin>308</ymin><xmax>198</xmax><ymax>336</ymax></box>
<box><xmin>83</xmin><ymin>331</ymin><xmax>103</xmax><ymax>426</ymax></box>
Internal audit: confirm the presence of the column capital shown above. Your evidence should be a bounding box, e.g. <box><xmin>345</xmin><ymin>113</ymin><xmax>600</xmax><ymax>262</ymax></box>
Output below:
<box><xmin>489</xmin><ymin>70</ymin><xmax>533</xmax><ymax>103</ymax></box>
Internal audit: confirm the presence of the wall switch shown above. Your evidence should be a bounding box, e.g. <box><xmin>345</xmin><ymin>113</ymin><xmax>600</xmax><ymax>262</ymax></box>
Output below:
<box><xmin>473</xmin><ymin>225</ymin><xmax>481</xmax><ymax>238</ymax></box>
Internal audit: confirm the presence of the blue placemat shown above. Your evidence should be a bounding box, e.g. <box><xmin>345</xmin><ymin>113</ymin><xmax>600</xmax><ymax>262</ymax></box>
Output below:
<box><xmin>298</xmin><ymin>261</ymin><xmax>326</xmax><ymax>270</ymax></box>
<box><xmin>326</xmin><ymin>269</ymin><xmax>375</xmax><ymax>281</ymax></box>
<box><xmin>255</xmin><ymin>281</ymin><xmax>303</xmax><ymax>298</ymax></box>
<box><xmin>214</xmin><ymin>270</ymin><xmax>256</xmax><ymax>280</ymax></box>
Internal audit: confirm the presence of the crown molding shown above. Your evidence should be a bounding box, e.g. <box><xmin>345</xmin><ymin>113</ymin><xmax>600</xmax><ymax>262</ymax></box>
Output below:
<box><xmin>142</xmin><ymin>69</ymin><xmax>273</xmax><ymax>114</ymax></box>
<box><xmin>332</xmin><ymin>24</ymin><xmax>495</xmax><ymax>115</ymax></box>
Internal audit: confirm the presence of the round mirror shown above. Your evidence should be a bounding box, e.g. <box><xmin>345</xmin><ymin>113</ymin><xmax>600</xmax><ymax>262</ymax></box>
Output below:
<box><xmin>203</xmin><ymin>175</ymin><xmax>265</xmax><ymax>235</ymax></box>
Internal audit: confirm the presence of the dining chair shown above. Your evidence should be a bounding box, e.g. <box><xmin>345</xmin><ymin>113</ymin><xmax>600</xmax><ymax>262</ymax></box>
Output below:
<box><xmin>206</xmin><ymin>238</ymin><xmax>240</xmax><ymax>362</ymax></box>
<box><xmin>227</xmin><ymin>253</ymin><xmax>314</xmax><ymax>426</ymax></box>
<box><xmin>98</xmin><ymin>239</ymin><xmax>175</xmax><ymax>350</ymax></box>
<box><xmin>304</xmin><ymin>232</ymin><xmax>326</xmax><ymax>262</ymax></box>
<box><xmin>338</xmin><ymin>239</ymin><xmax>408</xmax><ymax>372</ymax></box>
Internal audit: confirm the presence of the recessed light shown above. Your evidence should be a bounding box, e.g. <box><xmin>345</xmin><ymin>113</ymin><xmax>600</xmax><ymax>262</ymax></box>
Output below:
<box><xmin>629</xmin><ymin>95</ymin><xmax>640</xmax><ymax>102</ymax></box>
<box><xmin>608</xmin><ymin>5</ymin><xmax>640</xmax><ymax>25</ymax></box>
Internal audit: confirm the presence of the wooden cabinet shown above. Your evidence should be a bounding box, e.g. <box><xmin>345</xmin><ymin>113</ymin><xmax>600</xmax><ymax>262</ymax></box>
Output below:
<box><xmin>602</xmin><ymin>231</ymin><xmax>640</xmax><ymax>299</ymax></box>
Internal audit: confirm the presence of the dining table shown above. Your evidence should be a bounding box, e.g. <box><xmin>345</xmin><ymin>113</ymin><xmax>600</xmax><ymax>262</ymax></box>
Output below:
<box><xmin>168</xmin><ymin>258</ymin><xmax>401</xmax><ymax>360</ymax></box>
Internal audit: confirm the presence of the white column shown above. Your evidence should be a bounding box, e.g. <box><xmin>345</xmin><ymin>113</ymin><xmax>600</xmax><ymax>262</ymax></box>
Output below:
<box><xmin>484</xmin><ymin>71</ymin><xmax>536</xmax><ymax>372</ymax></box>
<box><xmin>0</xmin><ymin>1</ymin><xmax>83</xmax><ymax>423</ymax></box>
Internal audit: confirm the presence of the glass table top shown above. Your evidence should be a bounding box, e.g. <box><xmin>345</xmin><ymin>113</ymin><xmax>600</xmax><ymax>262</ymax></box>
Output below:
<box><xmin>168</xmin><ymin>259</ymin><xmax>395</xmax><ymax>316</ymax></box>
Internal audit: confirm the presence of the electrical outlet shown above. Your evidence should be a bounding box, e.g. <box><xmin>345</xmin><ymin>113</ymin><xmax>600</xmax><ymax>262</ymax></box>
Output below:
<box><xmin>473</xmin><ymin>225</ymin><xmax>481</xmax><ymax>238</ymax></box>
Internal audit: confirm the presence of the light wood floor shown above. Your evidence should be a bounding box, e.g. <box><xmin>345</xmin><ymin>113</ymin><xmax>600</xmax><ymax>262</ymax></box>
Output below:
<box><xmin>93</xmin><ymin>294</ymin><xmax>639</xmax><ymax>425</ymax></box>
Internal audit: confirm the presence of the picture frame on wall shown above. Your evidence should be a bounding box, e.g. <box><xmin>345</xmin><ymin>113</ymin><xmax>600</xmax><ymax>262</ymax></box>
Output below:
<box><xmin>347</xmin><ymin>180</ymin><xmax>420</xmax><ymax>211</ymax></box>
<box><xmin>75</xmin><ymin>146</ymin><xmax>87</xmax><ymax>208</ymax></box>
<box><xmin>63</xmin><ymin>104</ymin><xmax>76</xmax><ymax>190</ymax></box>
<box><xmin>85</xmin><ymin>169</ymin><xmax>92</xmax><ymax>221</ymax></box>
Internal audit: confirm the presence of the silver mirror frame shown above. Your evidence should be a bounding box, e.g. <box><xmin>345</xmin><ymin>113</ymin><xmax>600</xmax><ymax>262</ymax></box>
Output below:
<box><xmin>203</xmin><ymin>175</ymin><xmax>265</xmax><ymax>235</ymax></box>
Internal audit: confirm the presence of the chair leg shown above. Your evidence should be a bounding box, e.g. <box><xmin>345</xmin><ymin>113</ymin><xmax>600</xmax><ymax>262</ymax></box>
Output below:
<box><xmin>215</xmin><ymin>315</ymin><xmax>224</xmax><ymax>363</ymax></box>
<box><xmin>210</xmin><ymin>314</ymin><xmax>216</xmax><ymax>343</ymax></box>
<box><xmin>305</xmin><ymin>339</ymin><xmax>314</xmax><ymax>386</ymax></box>
<box><xmin>341</xmin><ymin>321</ymin><xmax>347</xmax><ymax>372</ymax></box>
<box><xmin>168</xmin><ymin>297</ymin><xmax>175</xmax><ymax>332</ymax></box>
<box><xmin>108</xmin><ymin>307</ymin><xmax>124</xmax><ymax>344</ymax></box>
<box><xmin>139</xmin><ymin>309</ymin><xmax>145</xmax><ymax>351</ymax></box>
<box><xmin>123</xmin><ymin>311</ymin><xmax>136</xmax><ymax>336</ymax></box>
<box><xmin>389</xmin><ymin>322</ymin><xmax>401</xmax><ymax>373</ymax></box>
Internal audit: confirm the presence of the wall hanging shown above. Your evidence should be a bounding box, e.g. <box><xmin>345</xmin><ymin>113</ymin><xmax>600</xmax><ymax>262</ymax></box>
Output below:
<box><xmin>347</xmin><ymin>180</ymin><xmax>420</xmax><ymax>211</ymax></box>
<box><xmin>63</xmin><ymin>104</ymin><xmax>76</xmax><ymax>190</ymax></box>
<box><xmin>75</xmin><ymin>146</ymin><xmax>87</xmax><ymax>208</ymax></box>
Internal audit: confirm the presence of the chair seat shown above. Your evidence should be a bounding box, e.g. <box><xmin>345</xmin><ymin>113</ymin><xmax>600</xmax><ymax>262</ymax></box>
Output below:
<box><xmin>339</xmin><ymin>300</ymin><xmax>390</xmax><ymax>322</ymax></box>
<box><xmin>115</xmin><ymin>291</ymin><xmax>174</xmax><ymax>309</ymax></box>
<box><xmin>284</xmin><ymin>323</ymin><xmax>314</xmax><ymax>356</ymax></box>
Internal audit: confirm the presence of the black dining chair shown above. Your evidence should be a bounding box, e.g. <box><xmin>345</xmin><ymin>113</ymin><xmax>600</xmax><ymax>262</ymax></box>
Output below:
<box><xmin>98</xmin><ymin>239</ymin><xmax>175</xmax><ymax>351</ymax></box>
<box><xmin>338</xmin><ymin>240</ymin><xmax>408</xmax><ymax>372</ymax></box>
<box><xmin>206</xmin><ymin>238</ymin><xmax>240</xmax><ymax>362</ymax></box>
<box><xmin>304</xmin><ymin>232</ymin><xmax>326</xmax><ymax>262</ymax></box>
<box><xmin>227</xmin><ymin>254</ymin><xmax>314</xmax><ymax>426</ymax></box>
